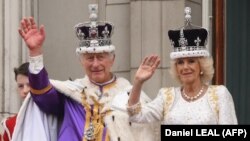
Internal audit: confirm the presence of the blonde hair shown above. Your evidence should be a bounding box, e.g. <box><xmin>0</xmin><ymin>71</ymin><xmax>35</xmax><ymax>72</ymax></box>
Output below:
<box><xmin>169</xmin><ymin>57</ymin><xmax>214</xmax><ymax>84</ymax></box>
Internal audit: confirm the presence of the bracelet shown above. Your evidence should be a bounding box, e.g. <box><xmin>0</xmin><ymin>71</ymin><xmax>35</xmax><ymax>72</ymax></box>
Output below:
<box><xmin>127</xmin><ymin>102</ymin><xmax>141</xmax><ymax>116</ymax></box>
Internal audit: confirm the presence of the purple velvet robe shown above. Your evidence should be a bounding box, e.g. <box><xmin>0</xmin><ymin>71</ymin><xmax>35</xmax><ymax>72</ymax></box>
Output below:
<box><xmin>29</xmin><ymin>68</ymin><xmax>109</xmax><ymax>141</ymax></box>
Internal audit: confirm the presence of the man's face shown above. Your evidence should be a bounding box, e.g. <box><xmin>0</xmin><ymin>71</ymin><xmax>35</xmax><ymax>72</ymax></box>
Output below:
<box><xmin>16</xmin><ymin>74</ymin><xmax>30</xmax><ymax>99</ymax></box>
<box><xmin>80</xmin><ymin>52</ymin><xmax>115</xmax><ymax>83</ymax></box>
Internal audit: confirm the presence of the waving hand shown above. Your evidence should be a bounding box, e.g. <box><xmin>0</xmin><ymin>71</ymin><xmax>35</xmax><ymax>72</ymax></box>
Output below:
<box><xmin>18</xmin><ymin>17</ymin><xmax>45</xmax><ymax>56</ymax></box>
<box><xmin>135</xmin><ymin>55</ymin><xmax>161</xmax><ymax>83</ymax></box>
<box><xmin>128</xmin><ymin>54</ymin><xmax>160</xmax><ymax>106</ymax></box>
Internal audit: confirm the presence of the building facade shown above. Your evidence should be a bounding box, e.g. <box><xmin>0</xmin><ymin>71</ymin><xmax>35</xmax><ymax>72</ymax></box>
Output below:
<box><xmin>2</xmin><ymin>0</ymin><xmax>248</xmax><ymax>129</ymax></box>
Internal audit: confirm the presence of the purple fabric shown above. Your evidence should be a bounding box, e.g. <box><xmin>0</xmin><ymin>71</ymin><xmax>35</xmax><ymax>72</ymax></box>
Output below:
<box><xmin>102</xmin><ymin>126</ymin><xmax>107</xmax><ymax>141</ymax></box>
<box><xmin>57</xmin><ymin>99</ymin><xmax>86</xmax><ymax>141</ymax></box>
<box><xmin>29</xmin><ymin>68</ymin><xmax>109</xmax><ymax>141</ymax></box>
<box><xmin>29</xmin><ymin>68</ymin><xmax>50</xmax><ymax>90</ymax></box>
<box><xmin>30</xmin><ymin>69</ymin><xmax>63</xmax><ymax>115</ymax></box>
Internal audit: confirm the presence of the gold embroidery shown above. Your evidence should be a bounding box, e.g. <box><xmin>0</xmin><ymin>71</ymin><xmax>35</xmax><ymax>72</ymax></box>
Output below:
<box><xmin>208</xmin><ymin>86</ymin><xmax>219</xmax><ymax>121</ymax></box>
<box><xmin>163</xmin><ymin>88</ymin><xmax>174</xmax><ymax>118</ymax></box>
<box><xmin>103</xmin><ymin>82</ymin><xmax>116</xmax><ymax>92</ymax></box>
<box><xmin>81</xmin><ymin>89</ymin><xmax>111</xmax><ymax>141</ymax></box>
<box><xmin>30</xmin><ymin>84</ymin><xmax>53</xmax><ymax>95</ymax></box>
<box><xmin>127</xmin><ymin>102</ymin><xmax>142</xmax><ymax>116</ymax></box>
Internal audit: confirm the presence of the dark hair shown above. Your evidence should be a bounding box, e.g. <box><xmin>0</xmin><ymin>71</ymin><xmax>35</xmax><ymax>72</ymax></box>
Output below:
<box><xmin>14</xmin><ymin>62</ymin><xmax>29</xmax><ymax>81</ymax></box>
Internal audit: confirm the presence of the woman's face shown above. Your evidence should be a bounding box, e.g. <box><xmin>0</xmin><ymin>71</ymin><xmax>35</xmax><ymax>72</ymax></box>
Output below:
<box><xmin>175</xmin><ymin>57</ymin><xmax>201</xmax><ymax>85</ymax></box>
<box><xmin>16</xmin><ymin>74</ymin><xmax>30</xmax><ymax>99</ymax></box>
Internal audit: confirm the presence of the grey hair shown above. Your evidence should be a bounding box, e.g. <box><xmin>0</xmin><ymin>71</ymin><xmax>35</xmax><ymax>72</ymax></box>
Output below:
<box><xmin>79</xmin><ymin>51</ymin><xmax>115</xmax><ymax>61</ymax></box>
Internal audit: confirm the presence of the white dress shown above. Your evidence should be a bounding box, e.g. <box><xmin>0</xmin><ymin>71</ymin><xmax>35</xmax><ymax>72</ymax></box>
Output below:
<box><xmin>129</xmin><ymin>85</ymin><xmax>238</xmax><ymax>125</ymax></box>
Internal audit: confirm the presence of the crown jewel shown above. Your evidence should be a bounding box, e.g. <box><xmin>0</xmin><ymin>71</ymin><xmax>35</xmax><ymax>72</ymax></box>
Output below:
<box><xmin>168</xmin><ymin>7</ymin><xmax>209</xmax><ymax>59</ymax></box>
<box><xmin>75</xmin><ymin>4</ymin><xmax>115</xmax><ymax>54</ymax></box>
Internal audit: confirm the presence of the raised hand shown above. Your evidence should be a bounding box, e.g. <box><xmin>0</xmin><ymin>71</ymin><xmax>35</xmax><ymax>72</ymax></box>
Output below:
<box><xmin>134</xmin><ymin>55</ymin><xmax>160</xmax><ymax>84</ymax></box>
<box><xmin>128</xmin><ymin>54</ymin><xmax>160</xmax><ymax>106</ymax></box>
<box><xmin>18</xmin><ymin>17</ymin><xmax>45</xmax><ymax>56</ymax></box>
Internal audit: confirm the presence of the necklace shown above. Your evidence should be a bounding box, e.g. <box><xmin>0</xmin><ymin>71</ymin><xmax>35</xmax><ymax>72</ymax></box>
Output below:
<box><xmin>182</xmin><ymin>85</ymin><xmax>204</xmax><ymax>101</ymax></box>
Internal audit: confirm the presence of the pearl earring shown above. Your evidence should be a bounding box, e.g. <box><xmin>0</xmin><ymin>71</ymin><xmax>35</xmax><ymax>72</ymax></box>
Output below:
<box><xmin>200</xmin><ymin>71</ymin><xmax>204</xmax><ymax>75</ymax></box>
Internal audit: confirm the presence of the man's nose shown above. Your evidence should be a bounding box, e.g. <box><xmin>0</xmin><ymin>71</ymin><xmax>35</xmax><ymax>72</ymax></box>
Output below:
<box><xmin>92</xmin><ymin>58</ymin><xmax>100</xmax><ymax>66</ymax></box>
<box><xmin>23</xmin><ymin>85</ymin><xmax>30</xmax><ymax>93</ymax></box>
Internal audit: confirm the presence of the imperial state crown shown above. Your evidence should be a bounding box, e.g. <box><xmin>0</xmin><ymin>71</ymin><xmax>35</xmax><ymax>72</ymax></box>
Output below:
<box><xmin>75</xmin><ymin>4</ymin><xmax>115</xmax><ymax>54</ymax></box>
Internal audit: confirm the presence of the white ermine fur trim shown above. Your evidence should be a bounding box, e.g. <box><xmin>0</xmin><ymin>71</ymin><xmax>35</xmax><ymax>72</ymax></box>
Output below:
<box><xmin>105</xmin><ymin>110</ymin><xmax>159</xmax><ymax>141</ymax></box>
<box><xmin>170</xmin><ymin>50</ymin><xmax>209</xmax><ymax>59</ymax></box>
<box><xmin>50</xmin><ymin>76</ymin><xmax>159</xmax><ymax>141</ymax></box>
<box><xmin>76</xmin><ymin>45</ymin><xmax>115</xmax><ymax>54</ymax></box>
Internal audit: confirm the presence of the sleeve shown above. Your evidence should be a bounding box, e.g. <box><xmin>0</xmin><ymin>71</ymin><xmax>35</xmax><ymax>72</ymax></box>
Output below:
<box><xmin>1</xmin><ymin>116</ymin><xmax>16</xmax><ymax>141</ymax></box>
<box><xmin>217</xmin><ymin>85</ymin><xmax>238</xmax><ymax>124</ymax></box>
<box><xmin>28</xmin><ymin>55</ymin><xmax>64</xmax><ymax>115</ymax></box>
<box><xmin>128</xmin><ymin>88</ymin><xmax>166</xmax><ymax>123</ymax></box>
<box><xmin>111</xmin><ymin>85</ymin><xmax>152</xmax><ymax>112</ymax></box>
<box><xmin>2</xmin><ymin>131</ymin><xmax>9</xmax><ymax>141</ymax></box>
<box><xmin>29</xmin><ymin>55</ymin><xmax>44</xmax><ymax>74</ymax></box>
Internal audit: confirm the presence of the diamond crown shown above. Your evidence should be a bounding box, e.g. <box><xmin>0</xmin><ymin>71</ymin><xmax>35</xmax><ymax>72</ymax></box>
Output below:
<box><xmin>168</xmin><ymin>7</ymin><xmax>210</xmax><ymax>59</ymax></box>
<box><xmin>75</xmin><ymin>4</ymin><xmax>114</xmax><ymax>48</ymax></box>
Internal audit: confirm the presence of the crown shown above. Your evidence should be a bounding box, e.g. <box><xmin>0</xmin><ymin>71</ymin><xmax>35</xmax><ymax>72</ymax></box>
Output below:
<box><xmin>75</xmin><ymin>4</ymin><xmax>115</xmax><ymax>54</ymax></box>
<box><xmin>168</xmin><ymin>7</ymin><xmax>210</xmax><ymax>59</ymax></box>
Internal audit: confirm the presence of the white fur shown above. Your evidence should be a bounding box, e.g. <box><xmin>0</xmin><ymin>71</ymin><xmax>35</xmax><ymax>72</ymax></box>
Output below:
<box><xmin>170</xmin><ymin>50</ymin><xmax>209</xmax><ymax>59</ymax></box>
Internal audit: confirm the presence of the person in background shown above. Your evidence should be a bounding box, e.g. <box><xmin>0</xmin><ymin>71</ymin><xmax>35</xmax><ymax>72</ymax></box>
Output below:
<box><xmin>14</xmin><ymin>4</ymin><xmax>158</xmax><ymax>141</ymax></box>
<box><xmin>1</xmin><ymin>62</ymin><xmax>30</xmax><ymax>141</ymax></box>
<box><xmin>127</xmin><ymin>25</ymin><xmax>238</xmax><ymax>125</ymax></box>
